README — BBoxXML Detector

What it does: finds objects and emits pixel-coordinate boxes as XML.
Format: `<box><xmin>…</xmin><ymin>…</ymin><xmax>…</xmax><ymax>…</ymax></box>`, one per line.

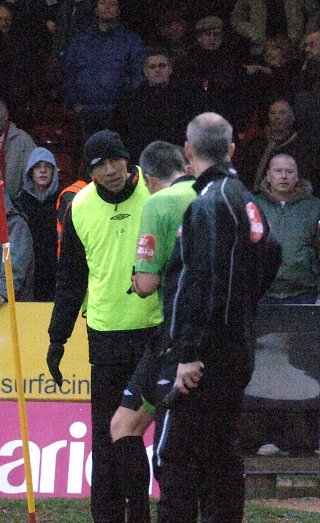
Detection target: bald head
<box><xmin>267</xmin><ymin>154</ymin><xmax>299</xmax><ymax>200</ymax></box>
<box><xmin>269</xmin><ymin>153</ymin><xmax>297</xmax><ymax>170</ymax></box>
<box><xmin>186</xmin><ymin>112</ymin><xmax>233</xmax><ymax>164</ymax></box>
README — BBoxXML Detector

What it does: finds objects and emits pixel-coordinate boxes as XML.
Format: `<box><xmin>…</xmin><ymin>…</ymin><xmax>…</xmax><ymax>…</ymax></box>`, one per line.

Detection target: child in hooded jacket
<box><xmin>15</xmin><ymin>147</ymin><xmax>59</xmax><ymax>301</ymax></box>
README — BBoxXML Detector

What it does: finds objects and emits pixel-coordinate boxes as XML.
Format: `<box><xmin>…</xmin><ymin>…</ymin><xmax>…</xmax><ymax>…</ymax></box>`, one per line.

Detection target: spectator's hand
<box><xmin>259</xmin><ymin>65</ymin><xmax>272</xmax><ymax>75</ymax></box>
<box><xmin>0</xmin><ymin>295</ymin><xmax>6</xmax><ymax>306</ymax></box>
<box><xmin>47</xmin><ymin>343</ymin><xmax>64</xmax><ymax>387</ymax></box>
<box><xmin>46</xmin><ymin>20</ymin><xmax>56</xmax><ymax>33</ymax></box>
<box><xmin>244</xmin><ymin>64</ymin><xmax>260</xmax><ymax>74</ymax></box>
<box><xmin>176</xmin><ymin>361</ymin><xmax>204</xmax><ymax>395</ymax></box>
<box><xmin>244</xmin><ymin>64</ymin><xmax>272</xmax><ymax>75</ymax></box>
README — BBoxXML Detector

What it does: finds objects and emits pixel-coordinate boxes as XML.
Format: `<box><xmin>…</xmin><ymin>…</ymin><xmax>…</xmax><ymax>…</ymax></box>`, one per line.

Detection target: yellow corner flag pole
<box><xmin>0</xmin><ymin>182</ymin><xmax>36</xmax><ymax>522</ymax></box>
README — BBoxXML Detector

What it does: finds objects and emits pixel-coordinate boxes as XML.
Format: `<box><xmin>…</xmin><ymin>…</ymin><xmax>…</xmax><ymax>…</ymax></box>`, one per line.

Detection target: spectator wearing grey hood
<box><xmin>15</xmin><ymin>147</ymin><xmax>59</xmax><ymax>301</ymax></box>
<box><xmin>0</xmin><ymin>191</ymin><xmax>34</xmax><ymax>305</ymax></box>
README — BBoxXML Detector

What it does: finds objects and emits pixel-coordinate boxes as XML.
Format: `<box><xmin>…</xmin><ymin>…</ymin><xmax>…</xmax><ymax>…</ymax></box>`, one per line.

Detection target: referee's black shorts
<box><xmin>120</xmin><ymin>325</ymin><xmax>167</xmax><ymax>414</ymax></box>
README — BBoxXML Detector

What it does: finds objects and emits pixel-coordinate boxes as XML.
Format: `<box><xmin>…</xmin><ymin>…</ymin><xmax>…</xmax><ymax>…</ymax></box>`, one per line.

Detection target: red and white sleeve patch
<box><xmin>137</xmin><ymin>234</ymin><xmax>156</xmax><ymax>260</ymax></box>
<box><xmin>246</xmin><ymin>202</ymin><xmax>264</xmax><ymax>243</ymax></box>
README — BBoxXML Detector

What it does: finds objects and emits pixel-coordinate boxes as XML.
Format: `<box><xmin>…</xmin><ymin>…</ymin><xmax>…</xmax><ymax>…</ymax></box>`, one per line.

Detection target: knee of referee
<box><xmin>111</xmin><ymin>405</ymin><xmax>153</xmax><ymax>442</ymax></box>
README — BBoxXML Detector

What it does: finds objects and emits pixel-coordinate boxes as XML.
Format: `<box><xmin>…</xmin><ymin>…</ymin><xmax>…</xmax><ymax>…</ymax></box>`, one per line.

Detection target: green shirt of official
<box><xmin>135</xmin><ymin>179</ymin><xmax>196</xmax><ymax>300</ymax></box>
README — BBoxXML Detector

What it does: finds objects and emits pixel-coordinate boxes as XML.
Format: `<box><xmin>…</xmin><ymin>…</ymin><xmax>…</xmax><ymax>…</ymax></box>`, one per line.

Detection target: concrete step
<box><xmin>245</xmin><ymin>456</ymin><xmax>320</xmax><ymax>499</ymax></box>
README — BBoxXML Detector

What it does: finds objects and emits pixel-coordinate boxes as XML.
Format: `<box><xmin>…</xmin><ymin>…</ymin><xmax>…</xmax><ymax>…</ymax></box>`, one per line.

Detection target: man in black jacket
<box><xmin>154</xmin><ymin>112</ymin><xmax>281</xmax><ymax>523</ymax></box>
<box><xmin>46</xmin><ymin>130</ymin><xmax>162</xmax><ymax>523</ymax></box>
<box><xmin>113</xmin><ymin>47</ymin><xmax>196</xmax><ymax>164</ymax></box>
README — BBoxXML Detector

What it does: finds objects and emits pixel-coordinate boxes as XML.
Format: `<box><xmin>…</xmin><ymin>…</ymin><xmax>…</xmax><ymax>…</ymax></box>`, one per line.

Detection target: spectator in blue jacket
<box><xmin>63</xmin><ymin>0</ymin><xmax>146</xmax><ymax>142</ymax></box>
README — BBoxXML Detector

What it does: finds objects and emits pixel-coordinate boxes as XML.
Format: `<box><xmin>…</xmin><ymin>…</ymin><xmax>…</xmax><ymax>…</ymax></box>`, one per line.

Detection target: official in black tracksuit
<box><xmin>154</xmin><ymin>113</ymin><xmax>281</xmax><ymax>523</ymax></box>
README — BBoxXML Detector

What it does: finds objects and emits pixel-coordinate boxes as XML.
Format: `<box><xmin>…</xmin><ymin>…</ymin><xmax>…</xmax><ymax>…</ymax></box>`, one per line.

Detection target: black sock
<box><xmin>113</xmin><ymin>435</ymin><xmax>151</xmax><ymax>523</ymax></box>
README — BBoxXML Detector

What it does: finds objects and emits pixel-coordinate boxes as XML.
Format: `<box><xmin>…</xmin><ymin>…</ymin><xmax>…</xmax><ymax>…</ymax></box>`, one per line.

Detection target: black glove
<box><xmin>47</xmin><ymin>343</ymin><xmax>64</xmax><ymax>387</ymax></box>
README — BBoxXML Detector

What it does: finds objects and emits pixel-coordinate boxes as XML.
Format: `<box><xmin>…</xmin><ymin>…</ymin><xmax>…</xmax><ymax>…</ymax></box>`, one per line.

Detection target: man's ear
<box><xmin>144</xmin><ymin>173</ymin><xmax>156</xmax><ymax>192</ymax></box>
<box><xmin>144</xmin><ymin>173</ymin><xmax>150</xmax><ymax>186</ymax></box>
<box><xmin>266</xmin><ymin>169</ymin><xmax>271</xmax><ymax>184</ymax></box>
<box><xmin>184</xmin><ymin>141</ymin><xmax>193</xmax><ymax>161</ymax></box>
<box><xmin>228</xmin><ymin>142</ymin><xmax>235</xmax><ymax>159</ymax></box>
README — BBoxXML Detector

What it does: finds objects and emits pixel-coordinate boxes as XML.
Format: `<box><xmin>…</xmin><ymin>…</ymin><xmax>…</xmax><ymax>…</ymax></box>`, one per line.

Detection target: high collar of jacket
<box><xmin>259</xmin><ymin>176</ymin><xmax>313</xmax><ymax>204</ymax></box>
<box><xmin>92</xmin><ymin>19</ymin><xmax>120</xmax><ymax>36</ymax></box>
<box><xmin>193</xmin><ymin>162</ymin><xmax>238</xmax><ymax>194</ymax></box>
<box><xmin>5</xmin><ymin>121</ymin><xmax>18</xmax><ymax>141</ymax></box>
<box><xmin>95</xmin><ymin>165</ymin><xmax>140</xmax><ymax>204</ymax></box>
<box><xmin>140</xmin><ymin>82</ymin><xmax>172</xmax><ymax>94</ymax></box>
<box><xmin>171</xmin><ymin>174</ymin><xmax>195</xmax><ymax>186</ymax></box>
<box><xmin>264</xmin><ymin>125</ymin><xmax>297</xmax><ymax>146</ymax></box>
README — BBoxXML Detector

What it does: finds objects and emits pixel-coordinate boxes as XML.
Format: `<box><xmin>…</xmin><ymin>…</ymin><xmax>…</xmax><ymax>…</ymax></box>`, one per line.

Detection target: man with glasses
<box><xmin>114</xmin><ymin>47</ymin><xmax>193</xmax><ymax>163</ymax></box>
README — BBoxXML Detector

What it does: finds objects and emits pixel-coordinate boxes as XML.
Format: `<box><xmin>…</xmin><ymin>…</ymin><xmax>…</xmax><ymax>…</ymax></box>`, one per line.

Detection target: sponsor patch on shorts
<box><xmin>246</xmin><ymin>202</ymin><xmax>264</xmax><ymax>243</ymax></box>
<box><xmin>137</xmin><ymin>234</ymin><xmax>156</xmax><ymax>260</ymax></box>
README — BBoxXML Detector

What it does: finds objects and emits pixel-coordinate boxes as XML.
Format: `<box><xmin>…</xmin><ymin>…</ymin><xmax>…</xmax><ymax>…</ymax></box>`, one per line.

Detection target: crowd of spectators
<box><xmin>0</xmin><ymin>0</ymin><xmax>319</xmax><ymax>330</ymax></box>
<box><xmin>0</xmin><ymin>1</ymin><xmax>319</xmax><ymax>182</ymax></box>
<box><xmin>0</xmin><ymin>0</ymin><xmax>319</xmax><ymax>456</ymax></box>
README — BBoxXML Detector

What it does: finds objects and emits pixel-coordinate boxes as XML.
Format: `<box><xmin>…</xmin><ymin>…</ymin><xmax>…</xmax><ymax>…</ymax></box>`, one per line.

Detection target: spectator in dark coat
<box><xmin>234</xmin><ymin>98</ymin><xmax>314</xmax><ymax>193</ymax></box>
<box><xmin>0</xmin><ymin>190</ymin><xmax>35</xmax><ymax>305</ymax></box>
<box><xmin>15</xmin><ymin>147</ymin><xmax>59</xmax><ymax>301</ymax></box>
<box><xmin>150</xmin><ymin>7</ymin><xmax>193</xmax><ymax>67</ymax></box>
<box><xmin>0</xmin><ymin>2</ymin><xmax>31</xmax><ymax>122</ymax></box>
<box><xmin>180</xmin><ymin>15</ymin><xmax>252</xmax><ymax>132</ymax></box>
<box><xmin>299</xmin><ymin>30</ymin><xmax>320</xmax><ymax>90</ymax></box>
<box><xmin>114</xmin><ymin>47</ymin><xmax>196</xmax><ymax>164</ymax></box>
<box><xmin>52</xmin><ymin>0</ymin><xmax>93</xmax><ymax>63</ymax></box>
<box><xmin>243</xmin><ymin>35</ymin><xmax>300</xmax><ymax>106</ymax></box>
<box><xmin>294</xmin><ymin>36</ymin><xmax>320</xmax><ymax>197</ymax></box>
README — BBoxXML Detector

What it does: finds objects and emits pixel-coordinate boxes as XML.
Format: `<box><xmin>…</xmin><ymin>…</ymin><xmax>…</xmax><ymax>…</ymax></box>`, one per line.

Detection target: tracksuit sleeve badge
<box><xmin>246</xmin><ymin>202</ymin><xmax>264</xmax><ymax>243</ymax></box>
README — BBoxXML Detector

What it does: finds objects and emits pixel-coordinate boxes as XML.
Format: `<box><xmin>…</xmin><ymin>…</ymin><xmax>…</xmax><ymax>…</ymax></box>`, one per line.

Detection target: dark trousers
<box><xmin>89</xmin><ymin>328</ymin><xmax>154</xmax><ymax>523</ymax></box>
<box><xmin>154</xmin><ymin>392</ymin><xmax>245</xmax><ymax>523</ymax></box>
